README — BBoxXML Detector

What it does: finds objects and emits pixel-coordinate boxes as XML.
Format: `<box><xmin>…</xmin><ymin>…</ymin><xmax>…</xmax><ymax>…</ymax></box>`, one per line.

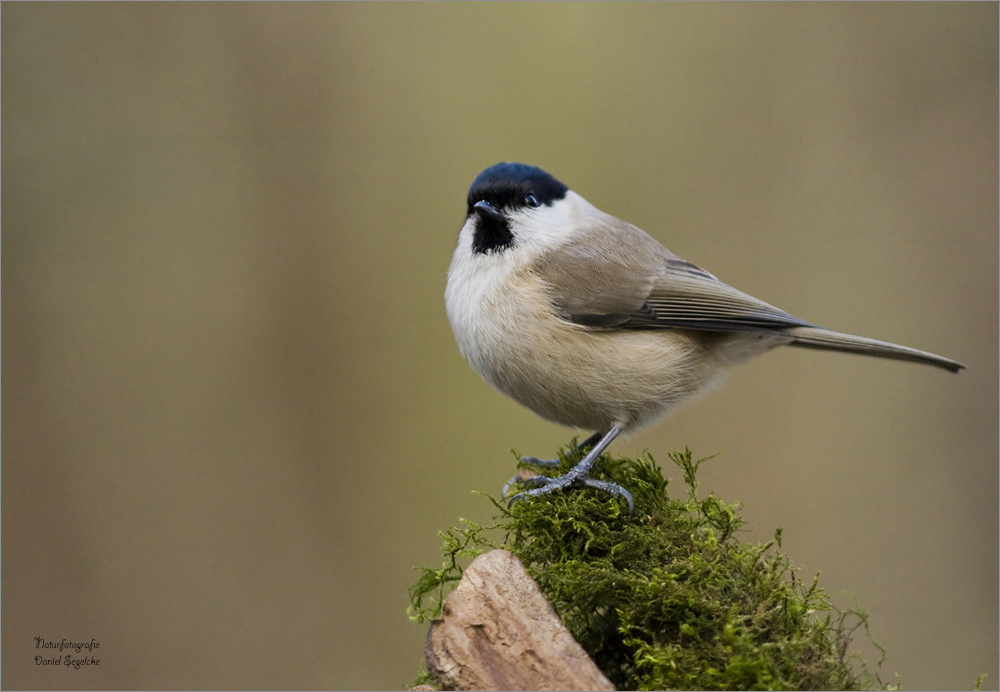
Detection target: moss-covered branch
<box><xmin>409</xmin><ymin>445</ymin><xmax>893</xmax><ymax>691</ymax></box>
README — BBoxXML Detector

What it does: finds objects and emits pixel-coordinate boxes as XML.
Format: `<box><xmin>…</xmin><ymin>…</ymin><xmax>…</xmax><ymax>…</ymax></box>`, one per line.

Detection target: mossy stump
<box><xmin>410</xmin><ymin>446</ymin><xmax>886</xmax><ymax>691</ymax></box>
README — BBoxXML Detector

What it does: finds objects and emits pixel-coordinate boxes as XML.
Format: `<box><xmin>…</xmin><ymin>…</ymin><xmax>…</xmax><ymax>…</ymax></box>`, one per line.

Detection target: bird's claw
<box><xmin>506</xmin><ymin>474</ymin><xmax>634</xmax><ymax>515</ymax></box>
<box><xmin>502</xmin><ymin>427</ymin><xmax>631</xmax><ymax>513</ymax></box>
<box><xmin>501</xmin><ymin>473</ymin><xmax>550</xmax><ymax>499</ymax></box>
<box><xmin>500</xmin><ymin>455</ymin><xmax>564</xmax><ymax>498</ymax></box>
<box><xmin>519</xmin><ymin>455</ymin><xmax>561</xmax><ymax>468</ymax></box>
<box><xmin>578</xmin><ymin>478</ymin><xmax>635</xmax><ymax>515</ymax></box>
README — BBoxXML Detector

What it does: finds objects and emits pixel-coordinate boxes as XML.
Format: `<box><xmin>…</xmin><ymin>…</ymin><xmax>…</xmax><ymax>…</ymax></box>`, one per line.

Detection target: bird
<box><xmin>444</xmin><ymin>162</ymin><xmax>965</xmax><ymax>513</ymax></box>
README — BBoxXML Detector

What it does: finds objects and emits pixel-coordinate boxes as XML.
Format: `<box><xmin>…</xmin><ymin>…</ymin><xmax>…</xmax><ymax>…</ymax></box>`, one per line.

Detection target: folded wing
<box><xmin>533</xmin><ymin>217</ymin><xmax>964</xmax><ymax>373</ymax></box>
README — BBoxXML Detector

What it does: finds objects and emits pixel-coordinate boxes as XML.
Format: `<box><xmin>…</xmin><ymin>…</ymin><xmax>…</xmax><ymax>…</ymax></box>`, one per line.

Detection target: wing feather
<box><xmin>533</xmin><ymin>217</ymin><xmax>812</xmax><ymax>334</ymax></box>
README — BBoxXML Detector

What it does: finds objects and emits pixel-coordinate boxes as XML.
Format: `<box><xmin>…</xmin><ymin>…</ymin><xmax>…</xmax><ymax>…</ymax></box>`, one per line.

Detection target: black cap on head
<box><xmin>466</xmin><ymin>163</ymin><xmax>569</xmax><ymax>216</ymax></box>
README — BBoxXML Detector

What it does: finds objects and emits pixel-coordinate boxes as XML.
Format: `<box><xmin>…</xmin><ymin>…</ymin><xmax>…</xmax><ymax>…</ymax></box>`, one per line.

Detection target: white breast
<box><xmin>445</xmin><ymin>217</ymin><xmax>538</xmax><ymax>390</ymax></box>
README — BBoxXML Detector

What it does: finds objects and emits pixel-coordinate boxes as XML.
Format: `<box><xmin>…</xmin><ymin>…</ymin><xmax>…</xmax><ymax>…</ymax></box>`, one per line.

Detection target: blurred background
<box><xmin>3</xmin><ymin>4</ymin><xmax>996</xmax><ymax>690</ymax></box>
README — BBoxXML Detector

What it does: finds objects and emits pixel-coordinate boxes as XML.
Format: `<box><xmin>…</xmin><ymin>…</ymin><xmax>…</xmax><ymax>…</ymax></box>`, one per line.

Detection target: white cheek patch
<box><xmin>508</xmin><ymin>193</ymin><xmax>590</xmax><ymax>253</ymax></box>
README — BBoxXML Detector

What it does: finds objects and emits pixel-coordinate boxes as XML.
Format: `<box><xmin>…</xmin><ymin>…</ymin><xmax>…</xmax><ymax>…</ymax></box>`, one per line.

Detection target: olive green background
<box><xmin>3</xmin><ymin>3</ymin><xmax>997</xmax><ymax>690</ymax></box>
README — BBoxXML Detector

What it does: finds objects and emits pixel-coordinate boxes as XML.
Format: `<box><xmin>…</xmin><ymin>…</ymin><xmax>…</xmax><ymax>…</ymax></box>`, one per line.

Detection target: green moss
<box><xmin>406</xmin><ymin>670</ymin><xmax>439</xmax><ymax>690</ymax></box>
<box><xmin>409</xmin><ymin>444</ymin><xmax>890</xmax><ymax>691</ymax></box>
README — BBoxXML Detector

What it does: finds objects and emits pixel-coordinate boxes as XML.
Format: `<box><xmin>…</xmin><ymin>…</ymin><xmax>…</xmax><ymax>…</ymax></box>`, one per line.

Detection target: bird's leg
<box><xmin>501</xmin><ymin>431</ymin><xmax>605</xmax><ymax>498</ymax></box>
<box><xmin>506</xmin><ymin>425</ymin><xmax>634</xmax><ymax>514</ymax></box>
<box><xmin>518</xmin><ymin>430</ymin><xmax>603</xmax><ymax>467</ymax></box>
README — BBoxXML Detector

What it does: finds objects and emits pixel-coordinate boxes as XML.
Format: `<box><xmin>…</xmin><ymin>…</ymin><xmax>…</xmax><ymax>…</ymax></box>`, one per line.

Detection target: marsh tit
<box><xmin>445</xmin><ymin>162</ymin><xmax>964</xmax><ymax>513</ymax></box>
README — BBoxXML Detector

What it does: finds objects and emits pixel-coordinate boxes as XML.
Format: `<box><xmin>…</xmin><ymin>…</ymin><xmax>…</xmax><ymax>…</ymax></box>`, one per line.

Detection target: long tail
<box><xmin>786</xmin><ymin>327</ymin><xmax>965</xmax><ymax>373</ymax></box>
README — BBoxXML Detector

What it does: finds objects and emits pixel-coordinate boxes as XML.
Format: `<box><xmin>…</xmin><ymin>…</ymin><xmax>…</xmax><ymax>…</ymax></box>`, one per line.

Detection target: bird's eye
<box><xmin>524</xmin><ymin>194</ymin><xmax>540</xmax><ymax>208</ymax></box>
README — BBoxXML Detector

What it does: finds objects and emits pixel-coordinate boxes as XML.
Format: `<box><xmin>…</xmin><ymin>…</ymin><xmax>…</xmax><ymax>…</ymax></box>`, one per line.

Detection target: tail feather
<box><xmin>787</xmin><ymin>327</ymin><xmax>965</xmax><ymax>373</ymax></box>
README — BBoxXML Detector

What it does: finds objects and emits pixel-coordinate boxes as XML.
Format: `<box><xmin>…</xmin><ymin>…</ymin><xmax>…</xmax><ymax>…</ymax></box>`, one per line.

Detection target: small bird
<box><xmin>445</xmin><ymin>162</ymin><xmax>965</xmax><ymax>513</ymax></box>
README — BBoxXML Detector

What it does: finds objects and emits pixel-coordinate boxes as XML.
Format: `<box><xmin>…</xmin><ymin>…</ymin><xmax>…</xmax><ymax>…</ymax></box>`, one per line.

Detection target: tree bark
<box><xmin>425</xmin><ymin>549</ymin><xmax>614</xmax><ymax>691</ymax></box>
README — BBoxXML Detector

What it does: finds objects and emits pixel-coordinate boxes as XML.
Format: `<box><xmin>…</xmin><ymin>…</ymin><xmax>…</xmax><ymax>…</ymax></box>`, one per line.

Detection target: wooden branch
<box><xmin>424</xmin><ymin>549</ymin><xmax>614</xmax><ymax>691</ymax></box>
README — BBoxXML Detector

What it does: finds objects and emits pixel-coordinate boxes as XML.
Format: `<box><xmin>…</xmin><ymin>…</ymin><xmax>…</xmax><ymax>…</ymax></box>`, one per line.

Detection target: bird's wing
<box><xmin>534</xmin><ymin>217</ymin><xmax>813</xmax><ymax>333</ymax></box>
<box><xmin>636</xmin><ymin>257</ymin><xmax>815</xmax><ymax>332</ymax></box>
<box><xmin>531</xmin><ymin>218</ymin><xmax>666</xmax><ymax>327</ymax></box>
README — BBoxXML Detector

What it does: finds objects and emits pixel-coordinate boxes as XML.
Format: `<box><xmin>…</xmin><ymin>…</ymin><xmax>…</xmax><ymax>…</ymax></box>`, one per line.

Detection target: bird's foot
<box><xmin>502</xmin><ymin>426</ymin><xmax>631</xmax><ymax>513</ymax></box>
<box><xmin>500</xmin><ymin>431</ymin><xmax>605</xmax><ymax>498</ymax></box>
<box><xmin>500</xmin><ymin>456</ymin><xmax>561</xmax><ymax>500</ymax></box>
<box><xmin>506</xmin><ymin>466</ymin><xmax>634</xmax><ymax>515</ymax></box>
<box><xmin>519</xmin><ymin>455</ymin><xmax>562</xmax><ymax>468</ymax></box>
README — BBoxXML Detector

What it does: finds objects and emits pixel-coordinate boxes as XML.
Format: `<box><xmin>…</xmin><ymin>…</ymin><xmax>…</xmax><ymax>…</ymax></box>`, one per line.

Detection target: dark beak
<box><xmin>473</xmin><ymin>200</ymin><xmax>506</xmax><ymax>224</ymax></box>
